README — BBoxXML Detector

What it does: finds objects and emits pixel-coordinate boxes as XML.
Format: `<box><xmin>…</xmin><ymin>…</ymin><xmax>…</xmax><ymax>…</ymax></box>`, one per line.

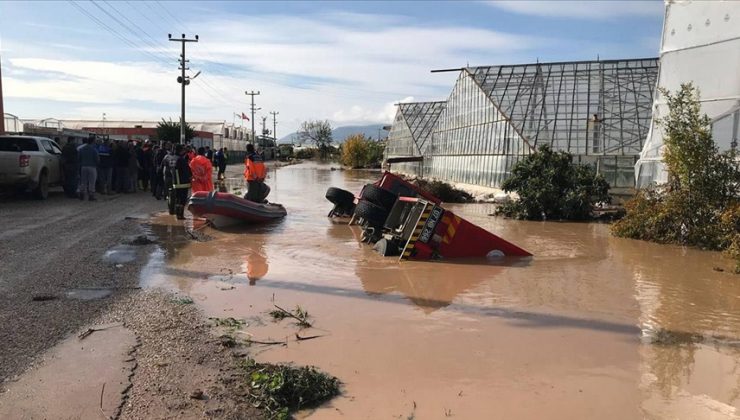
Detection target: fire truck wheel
<box><xmin>325</xmin><ymin>187</ymin><xmax>355</xmax><ymax>206</ymax></box>
<box><xmin>354</xmin><ymin>199</ymin><xmax>389</xmax><ymax>226</ymax></box>
<box><xmin>360</xmin><ymin>184</ymin><xmax>398</xmax><ymax>211</ymax></box>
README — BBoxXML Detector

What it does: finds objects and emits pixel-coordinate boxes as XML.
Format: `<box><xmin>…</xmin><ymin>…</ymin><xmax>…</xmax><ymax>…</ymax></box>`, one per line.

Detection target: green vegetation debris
<box><xmin>240</xmin><ymin>358</ymin><xmax>340</xmax><ymax>420</ymax></box>
<box><xmin>210</xmin><ymin>317</ymin><xmax>246</xmax><ymax>329</ymax></box>
<box><xmin>402</xmin><ymin>176</ymin><xmax>473</xmax><ymax>203</ymax></box>
<box><xmin>172</xmin><ymin>296</ymin><xmax>194</xmax><ymax>305</ymax></box>
<box><xmin>219</xmin><ymin>334</ymin><xmax>238</xmax><ymax>348</ymax></box>
<box><xmin>269</xmin><ymin>305</ymin><xmax>312</xmax><ymax>328</ymax></box>
<box><xmin>648</xmin><ymin>329</ymin><xmax>705</xmax><ymax>345</ymax></box>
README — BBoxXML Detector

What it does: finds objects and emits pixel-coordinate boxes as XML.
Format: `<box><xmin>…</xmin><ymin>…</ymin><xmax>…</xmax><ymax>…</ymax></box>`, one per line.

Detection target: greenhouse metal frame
<box><xmin>387</xmin><ymin>57</ymin><xmax>659</xmax><ymax>189</ymax></box>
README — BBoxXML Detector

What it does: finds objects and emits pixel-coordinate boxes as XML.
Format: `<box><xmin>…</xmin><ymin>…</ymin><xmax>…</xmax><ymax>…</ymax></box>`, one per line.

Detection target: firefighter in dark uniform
<box><xmin>164</xmin><ymin>144</ymin><xmax>192</xmax><ymax>219</ymax></box>
<box><xmin>61</xmin><ymin>137</ymin><xmax>79</xmax><ymax>198</ymax></box>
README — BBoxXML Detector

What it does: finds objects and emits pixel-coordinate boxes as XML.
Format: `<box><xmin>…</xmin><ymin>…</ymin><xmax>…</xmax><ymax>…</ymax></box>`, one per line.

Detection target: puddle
<box><xmin>65</xmin><ymin>288</ymin><xmax>113</xmax><ymax>300</ymax></box>
<box><xmin>0</xmin><ymin>324</ymin><xmax>136</xmax><ymax>419</ymax></box>
<box><xmin>102</xmin><ymin>245</ymin><xmax>137</xmax><ymax>264</ymax></box>
<box><xmin>141</xmin><ymin>162</ymin><xmax>740</xmax><ymax>419</ymax></box>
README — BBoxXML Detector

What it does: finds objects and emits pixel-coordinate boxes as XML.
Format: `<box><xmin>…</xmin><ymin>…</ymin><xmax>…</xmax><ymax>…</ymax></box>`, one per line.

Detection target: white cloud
<box><xmin>488</xmin><ymin>1</ymin><xmax>663</xmax><ymax>19</ymax></box>
<box><xmin>3</xmin><ymin>9</ymin><xmax>544</xmax><ymax>135</ymax></box>
<box><xmin>332</xmin><ymin>96</ymin><xmax>415</xmax><ymax>124</ymax></box>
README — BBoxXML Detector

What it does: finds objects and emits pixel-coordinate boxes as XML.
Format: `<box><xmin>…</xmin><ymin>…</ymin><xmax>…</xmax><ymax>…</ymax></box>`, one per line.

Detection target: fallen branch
<box><xmin>99</xmin><ymin>382</ymin><xmax>107</xmax><ymax>419</ymax></box>
<box><xmin>295</xmin><ymin>333</ymin><xmax>324</xmax><ymax>341</ymax></box>
<box><xmin>79</xmin><ymin>324</ymin><xmax>123</xmax><ymax>340</ymax></box>
<box><xmin>271</xmin><ymin>304</ymin><xmax>312</xmax><ymax>327</ymax></box>
<box><xmin>248</xmin><ymin>338</ymin><xmax>287</xmax><ymax>346</ymax></box>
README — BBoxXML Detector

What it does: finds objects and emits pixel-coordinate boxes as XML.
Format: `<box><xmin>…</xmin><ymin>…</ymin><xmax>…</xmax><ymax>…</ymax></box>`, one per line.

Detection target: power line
<box><xmin>125</xmin><ymin>0</ymin><xmax>244</xmax><ymax>107</ymax></box>
<box><xmin>156</xmin><ymin>1</ymin><xmax>190</xmax><ymax>32</ymax></box>
<box><xmin>67</xmin><ymin>1</ymin><xmax>170</xmax><ymax>67</ymax></box>
<box><xmin>124</xmin><ymin>0</ymin><xmax>162</xmax><ymax>29</ymax></box>
<box><xmin>103</xmin><ymin>0</ymin><xmax>174</xmax><ymax>58</ymax></box>
<box><xmin>75</xmin><ymin>1</ymin><xmax>240</xmax><ymax>108</ymax></box>
<box><xmin>90</xmin><ymin>1</ymin><xmax>172</xmax><ymax>64</ymax></box>
<box><xmin>153</xmin><ymin>0</ymin><xmax>245</xmax><ymax>83</ymax></box>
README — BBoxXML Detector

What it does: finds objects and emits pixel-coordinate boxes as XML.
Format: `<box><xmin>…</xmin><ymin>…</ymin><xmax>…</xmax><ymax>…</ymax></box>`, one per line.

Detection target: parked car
<box><xmin>0</xmin><ymin>135</ymin><xmax>64</xmax><ymax>199</ymax></box>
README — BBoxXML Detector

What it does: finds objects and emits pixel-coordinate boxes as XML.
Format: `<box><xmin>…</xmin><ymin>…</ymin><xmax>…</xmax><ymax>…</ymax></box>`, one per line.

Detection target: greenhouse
<box><xmin>386</xmin><ymin>57</ymin><xmax>660</xmax><ymax>189</ymax></box>
<box><xmin>385</xmin><ymin>101</ymin><xmax>446</xmax><ymax>175</ymax></box>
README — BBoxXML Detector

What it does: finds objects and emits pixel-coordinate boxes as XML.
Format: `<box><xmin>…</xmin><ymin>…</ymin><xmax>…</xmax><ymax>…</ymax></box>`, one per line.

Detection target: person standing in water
<box><xmin>243</xmin><ymin>143</ymin><xmax>267</xmax><ymax>202</ymax></box>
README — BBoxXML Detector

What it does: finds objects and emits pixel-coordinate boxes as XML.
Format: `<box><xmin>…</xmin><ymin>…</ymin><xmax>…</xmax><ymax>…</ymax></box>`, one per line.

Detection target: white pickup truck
<box><xmin>0</xmin><ymin>135</ymin><xmax>65</xmax><ymax>199</ymax></box>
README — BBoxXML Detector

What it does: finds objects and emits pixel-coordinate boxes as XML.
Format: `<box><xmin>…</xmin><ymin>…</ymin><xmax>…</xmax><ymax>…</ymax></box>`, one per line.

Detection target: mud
<box><xmin>145</xmin><ymin>162</ymin><xmax>740</xmax><ymax>419</ymax></box>
<box><xmin>0</xmin><ymin>324</ymin><xmax>136</xmax><ymax>419</ymax></box>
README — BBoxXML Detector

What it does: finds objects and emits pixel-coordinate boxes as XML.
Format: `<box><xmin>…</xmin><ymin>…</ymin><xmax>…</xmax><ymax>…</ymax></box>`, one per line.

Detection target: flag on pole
<box><xmin>241</xmin><ymin>112</ymin><xmax>249</xmax><ymax>121</ymax></box>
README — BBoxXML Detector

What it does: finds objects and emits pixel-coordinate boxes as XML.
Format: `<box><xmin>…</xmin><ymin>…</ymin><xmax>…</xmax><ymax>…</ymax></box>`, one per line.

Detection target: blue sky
<box><xmin>0</xmin><ymin>1</ymin><xmax>664</xmax><ymax>136</ymax></box>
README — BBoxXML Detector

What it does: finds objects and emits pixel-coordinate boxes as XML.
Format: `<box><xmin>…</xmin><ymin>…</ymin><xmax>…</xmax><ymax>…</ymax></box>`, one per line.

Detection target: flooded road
<box><xmin>145</xmin><ymin>162</ymin><xmax>740</xmax><ymax>419</ymax></box>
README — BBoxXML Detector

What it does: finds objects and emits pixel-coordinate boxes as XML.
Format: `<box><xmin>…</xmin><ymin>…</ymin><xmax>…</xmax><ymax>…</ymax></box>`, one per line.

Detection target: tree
<box><xmin>612</xmin><ymin>83</ymin><xmax>740</xmax><ymax>271</ymax></box>
<box><xmin>341</xmin><ymin>134</ymin><xmax>371</xmax><ymax>168</ymax></box>
<box><xmin>297</xmin><ymin>120</ymin><xmax>332</xmax><ymax>158</ymax></box>
<box><xmin>496</xmin><ymin>145</ymin><xmax>611</xmax><ymax>220</ymax></box>
<box><xmin>156</xmin><ymin>118</ymin><xmax>195</xmax><ymax>144</ymax></box>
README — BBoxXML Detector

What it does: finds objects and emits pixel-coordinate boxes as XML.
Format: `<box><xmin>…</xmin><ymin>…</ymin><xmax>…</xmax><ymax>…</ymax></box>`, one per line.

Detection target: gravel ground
<box><xmin>0</xmin><ymin>188</ymin><xmax>266</xmax><ymax>418</ymax></box>
<box><xmin>0</xmin><ymin>189</ymin><xmax>162</xmax><ymax>382</ymax></box>
<box><xmin>100</xmin><ymin>290</ymin><xmax>263</xmax><ymax>419</ymax></box>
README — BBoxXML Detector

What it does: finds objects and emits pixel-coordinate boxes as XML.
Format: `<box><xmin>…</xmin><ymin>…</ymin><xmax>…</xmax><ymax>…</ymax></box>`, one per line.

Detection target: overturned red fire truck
<box><xmin>325</xmin><ymin>172</ymin><xmax>531</xmax><ymax>261</ymax></box>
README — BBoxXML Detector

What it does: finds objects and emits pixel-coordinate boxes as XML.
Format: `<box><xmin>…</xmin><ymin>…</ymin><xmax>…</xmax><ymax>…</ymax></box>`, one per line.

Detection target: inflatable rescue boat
<box><xmin>188</xmin><ymin>191</ymin><xmax>286</xmax><ymax>227</ymax></box>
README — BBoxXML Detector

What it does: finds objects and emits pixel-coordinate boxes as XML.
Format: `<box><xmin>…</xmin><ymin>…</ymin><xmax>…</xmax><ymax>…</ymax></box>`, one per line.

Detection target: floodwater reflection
<box><xmin>143</xmin><ymin>162</ymin><xmax>740</xmax><ymax>419</ymax></box>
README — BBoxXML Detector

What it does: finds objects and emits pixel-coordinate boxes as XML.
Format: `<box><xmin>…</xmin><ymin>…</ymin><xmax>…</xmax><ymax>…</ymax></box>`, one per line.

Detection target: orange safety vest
<box><xmin>189</xmin><ymin>155</ymin><xmax>214</xmax><ymax>192</ymax></box>
<box><xmin>243</xmin><ymin>152</ymin><xmax>266</xmax><ymax>181</ymax></box>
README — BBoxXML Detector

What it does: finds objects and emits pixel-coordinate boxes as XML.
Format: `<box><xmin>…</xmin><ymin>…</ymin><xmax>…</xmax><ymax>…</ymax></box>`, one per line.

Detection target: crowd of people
<box><xmin>59</xmin><ymin>134</ymin><xmax>267</xmax><ymax>221</ymax></box>
<box><xmin>60</xmin><ymin>135</ymin><xmax>229</xmax><ymax>205</ymax></box>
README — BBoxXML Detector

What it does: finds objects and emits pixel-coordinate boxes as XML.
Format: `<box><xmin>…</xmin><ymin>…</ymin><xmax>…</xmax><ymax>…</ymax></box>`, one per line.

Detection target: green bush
<box><xmin>294</xmin><ymin>148</ymin><xmax>315</xmax><ymax>159</ymax></box>
<box><xmin>496</xmin><ymin>145</ymin><xmax>611</xmax><ymax>220</ymax></box>
<box><xmin>366</xmin><ymin>140</ymin><xmax>385</xmax><ymax>168</ymax></box>
<box><xmin>278</xmin><ymin>145</ymin><xmax>293</xmax><ymax>160</ymax></box>
<box><xmin>410</xmin><ymin>178</ymin><xmax>473</xmax><ymax>203</ymax></box>
<box><xmin>612</xmin><ymin>83</ymin><xmax>740</xmax><ymax>272</ymax></box>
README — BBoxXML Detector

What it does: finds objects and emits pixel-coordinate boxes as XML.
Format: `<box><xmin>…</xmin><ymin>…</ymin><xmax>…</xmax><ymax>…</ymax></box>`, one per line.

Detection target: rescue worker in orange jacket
<box><xmin>189</xmin><ymin>147</ymin><xmax>214</xmax><ymax>193</ymax></box>
<box><xmin>243</xmin><ymin>143</ymin><xmax>268</xmax><ymax>202</ymax></box>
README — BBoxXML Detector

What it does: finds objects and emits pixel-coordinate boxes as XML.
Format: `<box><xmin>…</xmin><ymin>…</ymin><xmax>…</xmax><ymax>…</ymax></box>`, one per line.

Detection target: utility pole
<box><xmin>169</xmin><ymin>33</ymin><xmax>198</xmax><ymax>143</ymax></box>
<box><xmin>270</xmin><ymin>111</ymin><xmax>279</xmax><ymax>141</ymax></box>
<box><xmin>245</xmin><ymin>90</ymin><xmax>260</xmax><ymax>143</ymax></box>
<box><xmin>261</xmin><ymin>116</ymin><xmax>268</xmax><ymax>136</ymax></box>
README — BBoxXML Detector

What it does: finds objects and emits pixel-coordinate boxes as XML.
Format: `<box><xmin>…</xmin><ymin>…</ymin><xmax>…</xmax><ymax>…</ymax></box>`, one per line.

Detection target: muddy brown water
<box><xmin>144</xmin><ymin>162</ymin><xmax>740</xmax><ymax>419</ymax></box>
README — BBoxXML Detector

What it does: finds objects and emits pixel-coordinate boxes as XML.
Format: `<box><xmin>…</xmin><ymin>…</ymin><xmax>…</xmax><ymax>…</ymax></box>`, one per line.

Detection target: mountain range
<box><xmin>279</xmin><ymin>124</ymin><xmax>389</xmax><ymax>145</ymax></box>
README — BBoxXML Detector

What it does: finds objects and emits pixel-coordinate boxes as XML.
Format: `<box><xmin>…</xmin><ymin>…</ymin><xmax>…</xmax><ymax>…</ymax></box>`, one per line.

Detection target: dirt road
<box><xmin>0</xmin><ymin>189</ymin><xmax>161</xmax><ymax>382</ymax></box>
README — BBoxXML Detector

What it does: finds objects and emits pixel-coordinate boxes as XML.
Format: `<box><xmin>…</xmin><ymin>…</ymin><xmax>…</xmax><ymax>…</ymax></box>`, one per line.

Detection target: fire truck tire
<box><xmin>354</xmin><ymin>199</ymin><xmax>389</xmax><ymax>226</ymax></box>
<box><xmin>361</xmin><ymin>184</ymin><xmax>397</xmax><ymax>211</ymax></box>
<box><xmin>326</xmin><ymin>187</ymin><xmax>355</xmax><ymax>206</ymax></box>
